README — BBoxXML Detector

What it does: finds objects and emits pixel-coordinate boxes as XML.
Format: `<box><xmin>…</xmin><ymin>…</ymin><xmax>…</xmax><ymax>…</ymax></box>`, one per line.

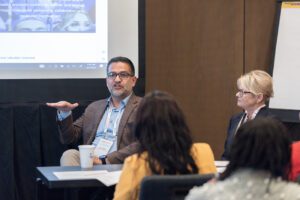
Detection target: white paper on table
<box><xmin>216</xmin><ymin>167</ymin><xmax>226</xmax><ymax>173</ymax></box>
<box><xmin>214</xmin><ymin>160</ymin><xmax>229</xmax><ymax>167</ymax></box>
<box><xmin>95</xmin><ymin>170</ymin><xmax>122</xmax><ymax>186</ymax></box>
<box><xmin>54</xmin><ymin>170</ymin><xmax>108</xmax><ymax>180</ymax></box>
<box><xmin>53</xmin><ymin>170</ymin><xmax>122</xmax><ymax>186</ymax></box>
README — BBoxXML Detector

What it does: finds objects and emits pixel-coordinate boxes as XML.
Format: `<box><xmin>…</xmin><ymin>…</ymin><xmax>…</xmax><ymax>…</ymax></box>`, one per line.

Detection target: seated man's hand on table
<box><xmin>93</xmin><ymin>156</ymin><xmax>102</xmax><ymax>165</ymax></box>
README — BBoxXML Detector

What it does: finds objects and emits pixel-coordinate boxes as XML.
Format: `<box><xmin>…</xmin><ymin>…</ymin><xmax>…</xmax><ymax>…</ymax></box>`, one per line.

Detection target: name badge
<box><xmin>94</xmin><ymin>138</ymin><xmax>113</xmax><ymax>157</ymax></box>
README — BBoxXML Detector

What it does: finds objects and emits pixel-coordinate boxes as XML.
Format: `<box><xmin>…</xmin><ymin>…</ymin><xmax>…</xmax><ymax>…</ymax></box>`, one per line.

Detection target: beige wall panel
<box><xmin>146</xmin><ymin>0</ymin><xmax>244</xmax><ymax>158</ymax></box>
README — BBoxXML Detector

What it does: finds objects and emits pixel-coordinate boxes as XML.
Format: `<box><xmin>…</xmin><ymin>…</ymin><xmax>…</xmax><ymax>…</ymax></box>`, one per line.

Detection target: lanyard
<box><xmin>103</xmin><ymin>106</ymin><xmax>123</xmax><ymax>137</ymax></box>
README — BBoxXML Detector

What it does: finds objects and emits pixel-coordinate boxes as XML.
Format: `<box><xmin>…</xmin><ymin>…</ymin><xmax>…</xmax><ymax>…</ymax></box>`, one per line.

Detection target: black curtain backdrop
<box><xmin>0</xmin><ymin>106</ymin><xmax>15</xmax><ymax>200</ymax></box>
<box><xmin>0</xmin><ymin>103</ymin><xmax>88</xmax><ymax>200</ymax></box>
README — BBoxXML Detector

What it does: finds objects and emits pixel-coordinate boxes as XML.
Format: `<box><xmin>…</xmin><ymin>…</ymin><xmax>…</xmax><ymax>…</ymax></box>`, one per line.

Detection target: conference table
<box><xmin>36</xmin><ymin>164</ymin><xmax>123</xmax><ymax>200</ymax></box>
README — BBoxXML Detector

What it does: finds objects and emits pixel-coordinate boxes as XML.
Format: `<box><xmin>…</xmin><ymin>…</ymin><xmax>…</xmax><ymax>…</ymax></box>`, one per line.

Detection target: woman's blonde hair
<box><xmin>237</xmin><ymin>70</ymin><xmax>274</xmax><ymax>101</ymax></box>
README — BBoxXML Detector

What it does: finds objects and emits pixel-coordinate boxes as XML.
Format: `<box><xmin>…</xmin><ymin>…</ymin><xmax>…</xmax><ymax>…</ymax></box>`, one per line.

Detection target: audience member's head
<box><xmin>134</xmin><ymin>90</ymin><xmax>198</xmax><ymax>175</ymax></box>
<box><xmin>220</xmin><ymin>117</ymin><xmax>291</xmax><ymax>180</ymax></box>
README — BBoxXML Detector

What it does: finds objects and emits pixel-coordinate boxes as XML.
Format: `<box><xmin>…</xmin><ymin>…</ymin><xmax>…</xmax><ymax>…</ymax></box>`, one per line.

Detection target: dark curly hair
<box><xmin>134</xmin><ymin>90</ymin><xmax>198</xmax><ymax>175</ymax></box>
<box><xmin>220</xmin><ymin>117</ymin><xmax>291</xmax><ymax>180</ymax></box>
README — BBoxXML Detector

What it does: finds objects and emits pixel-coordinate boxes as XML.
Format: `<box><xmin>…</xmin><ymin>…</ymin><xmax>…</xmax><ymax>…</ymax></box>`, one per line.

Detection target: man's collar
<box><xmin>107</xmin><ymin>93</ymin><xmax>133</xmax><ymax>107</ymax></box>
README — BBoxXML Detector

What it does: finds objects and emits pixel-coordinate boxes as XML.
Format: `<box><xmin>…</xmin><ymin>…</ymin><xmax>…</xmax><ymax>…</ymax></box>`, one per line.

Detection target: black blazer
<box><xmin>221</xmin><ymin>107</ymin><xmax>274</xmax><ymax>160</ymax></box>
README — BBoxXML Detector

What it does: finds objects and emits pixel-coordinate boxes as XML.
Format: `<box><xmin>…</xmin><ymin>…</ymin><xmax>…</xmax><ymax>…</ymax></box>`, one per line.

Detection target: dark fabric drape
<box><xmin>0</xmin><ymin>106</ymin><xmax>15</xmax><ymax>200</ymax></box>
<box><xmin>14</xmin><ymin>105</ymin><xmax>41</xmax><ymax>200</ymax></box>
<box><xmin>0</xmin><ymin>103</ymin><xmax>89</xmax><ymax>200</ymax></box>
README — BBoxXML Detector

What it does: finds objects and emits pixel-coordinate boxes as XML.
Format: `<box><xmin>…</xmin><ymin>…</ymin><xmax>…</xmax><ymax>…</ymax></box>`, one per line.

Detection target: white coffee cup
<box><xmin>78</xmin><ymin>145</ymin><xmax>95</xmax><ymax>168</ymax></box>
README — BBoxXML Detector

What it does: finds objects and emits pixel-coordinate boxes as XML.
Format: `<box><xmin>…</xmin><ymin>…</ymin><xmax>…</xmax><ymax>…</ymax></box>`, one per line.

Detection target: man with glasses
<box><xmin>47</xmin><ymin>56</ymin><xmax>142</xmax><ymax>165</ymax></box>
<box><xmin>221</xmin><ymin>70</ymin><xmax>275</xmax><ymax>160</ymax></box>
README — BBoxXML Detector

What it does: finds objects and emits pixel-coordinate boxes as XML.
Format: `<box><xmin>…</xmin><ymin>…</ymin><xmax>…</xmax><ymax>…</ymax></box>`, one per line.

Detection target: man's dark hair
<box><xmin>220</xmin><ymin>117</ymin><xmax>291</xmax><ymax>180</ymax></box>
<box><xmin>107</xmin><ymin>56</ymin><xmax>135</xmax><ymax>75</ymax></box>
<box><xmin>134</xmin><ymin>90</ymin><xmax>198</xmax><ymax>175</ymax></box>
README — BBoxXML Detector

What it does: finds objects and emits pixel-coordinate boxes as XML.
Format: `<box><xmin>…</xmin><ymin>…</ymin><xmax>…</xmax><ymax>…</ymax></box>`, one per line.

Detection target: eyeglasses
<box><xmin>107</xmin><ymin>71</ymin><xmax>134</xmax><ymax>80</ymax></box>
<box><xmin>237</xmin><ymin>90</ymin><xmax>253</xmax><ymax>97</ymax></box>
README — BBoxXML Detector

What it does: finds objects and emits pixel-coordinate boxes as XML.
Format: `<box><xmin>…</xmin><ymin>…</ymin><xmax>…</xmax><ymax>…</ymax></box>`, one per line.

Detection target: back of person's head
<box><xmin>237</xmin><ymin>70</ymin><xmax>274</xmax><ymax>101</ymax></box>
<box><xmin>107</xmin><ymin>56</ymin><xmax>135</xmax><ymax>75</ymax></box>
<box><xmin>134</xmin><ymin>90</ymin><xmax>198</xmax><ymax>175</ymax></box>
<box><xmin>220</xmin><ymin>118</ymin><xmax>291</xmax><ymax>180</ymax></box>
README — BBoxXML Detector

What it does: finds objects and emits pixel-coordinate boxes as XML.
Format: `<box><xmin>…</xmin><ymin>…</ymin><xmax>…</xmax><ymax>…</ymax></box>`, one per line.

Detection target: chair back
<box><xmin>139</xmin><ymin>173</ymin><xmax>215</xmax><ymax>200</ymax></box>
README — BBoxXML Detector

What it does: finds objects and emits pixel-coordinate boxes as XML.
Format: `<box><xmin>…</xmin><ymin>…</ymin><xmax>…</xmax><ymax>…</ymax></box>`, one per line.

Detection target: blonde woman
<box><xmin>222</xmin><ymin>70</ymin><xmax>275</xmax><ymax>160</ymax></box>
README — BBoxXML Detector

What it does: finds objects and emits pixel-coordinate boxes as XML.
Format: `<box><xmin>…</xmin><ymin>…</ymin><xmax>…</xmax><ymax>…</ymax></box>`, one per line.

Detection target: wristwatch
<box><xmin>99</xmin><ymin>155</ymin><xmax>107</xmax><ymax>164</ymax></box>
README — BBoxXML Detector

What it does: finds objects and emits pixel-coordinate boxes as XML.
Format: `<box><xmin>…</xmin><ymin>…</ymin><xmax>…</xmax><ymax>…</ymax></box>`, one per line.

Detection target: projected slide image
<box><xmin>0</xmin><ymin>0</ymin><xmax>139</xmax><ymax>79</ymax></box>
<box><xmin>0</xmin><ymin>0</ymin><xmax>107</xmax><ymax>79</ymax></box>
<box><xmin>0</xmin><ymin>0</ymin><xmax>95</xmax><ymax>32</ymax></box>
